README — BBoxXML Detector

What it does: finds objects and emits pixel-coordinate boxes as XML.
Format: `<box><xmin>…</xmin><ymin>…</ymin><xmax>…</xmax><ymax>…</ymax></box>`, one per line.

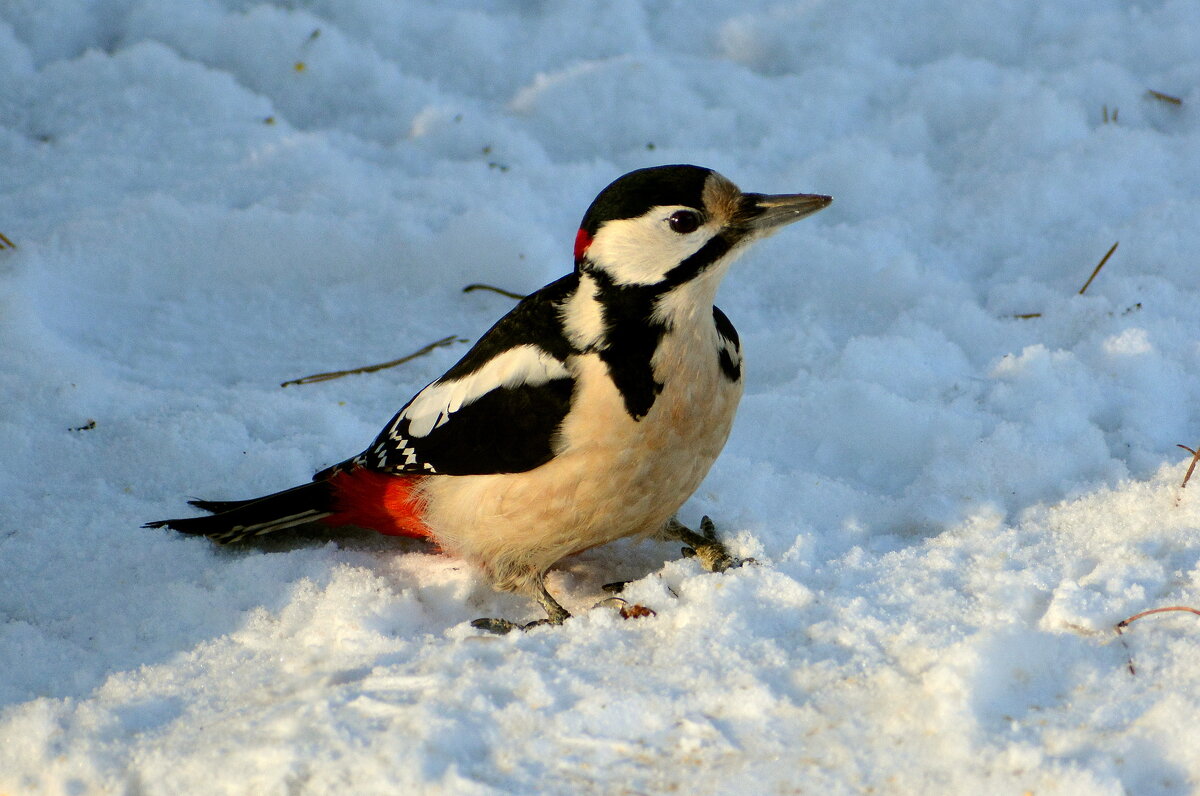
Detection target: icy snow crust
<box><xmin>3</xmin><ymin>1</ymin><xmax>1200</xmax><ymax>792</ymax></box>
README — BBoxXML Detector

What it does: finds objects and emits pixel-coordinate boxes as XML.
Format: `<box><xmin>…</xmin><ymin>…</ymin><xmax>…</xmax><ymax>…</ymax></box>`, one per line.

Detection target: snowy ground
<box><xmin>3</xmin><ymin>1</ymin><xmax>1200</xmax><ymax>793</ymax></box>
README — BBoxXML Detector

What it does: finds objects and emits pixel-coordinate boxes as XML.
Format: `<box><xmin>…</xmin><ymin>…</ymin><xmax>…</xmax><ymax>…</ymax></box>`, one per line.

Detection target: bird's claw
<box><xmin>471</xmin><ymin>617</ymin><xmax>557</xmax><ymax>635</ymax></box>
<box><xmin>472</xmin><ymin>575</ymin><xmax>572</xmax><ymax>634</ymax></box>
<box><xmin>680</xmin><ymin>544</ymin><xmax>746</xmax><ymax>572</ymax></box>
<box><xmin>474</xmin><ymin>594</ymin><xmax>655</xmax><ymax>634</ymax></box>
<box><xmin>677</xmin><ymin>516</ymin><xmax>755</xmax><ymax>573</ymax></box>
<box><xmin>473</xmin><ymin>516</ymin><xmax>753</xmax><ymax>635</ymax></box>
<box><xmin>470</xmin><ymin>617</ymin><xmax>520</xmax><ymax>634</ymax></box>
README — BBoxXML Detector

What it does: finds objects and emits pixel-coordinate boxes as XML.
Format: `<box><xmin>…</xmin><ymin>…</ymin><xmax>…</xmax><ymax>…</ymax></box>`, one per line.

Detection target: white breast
<box><xmin>415</xmin><ymin>314</ymin><xmax>743</xmax><ymax>594</ymax></box>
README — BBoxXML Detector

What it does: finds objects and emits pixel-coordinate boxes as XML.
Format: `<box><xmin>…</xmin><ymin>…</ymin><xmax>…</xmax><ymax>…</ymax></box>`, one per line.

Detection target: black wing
<box><xmin>348</xmin><ymin>275</ymin><xmax>580</xmax><ymax>477</ymax></box>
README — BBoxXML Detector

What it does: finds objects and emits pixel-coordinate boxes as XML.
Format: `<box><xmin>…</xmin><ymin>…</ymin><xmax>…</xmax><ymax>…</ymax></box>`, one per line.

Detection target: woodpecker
<box><xmin>147</xmin><ymin>165</ymin><xmax>830</xmax><ymax>632</ymax></box>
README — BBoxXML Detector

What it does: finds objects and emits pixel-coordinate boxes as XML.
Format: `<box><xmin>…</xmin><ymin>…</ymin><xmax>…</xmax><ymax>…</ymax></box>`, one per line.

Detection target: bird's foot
<box><xmin>471</xmin><ymin>576</ymin><xmax>571</xmax><ymax>635</ymax></box>
<box><xmin>471</xmin><ymin>617</ymin><xmax>549</xmax><ymax>634</ymax></box>
<box><xmin>666</xmin><ymin>515</ymin><xmax>755</xmax><ymax>573</ymax></box>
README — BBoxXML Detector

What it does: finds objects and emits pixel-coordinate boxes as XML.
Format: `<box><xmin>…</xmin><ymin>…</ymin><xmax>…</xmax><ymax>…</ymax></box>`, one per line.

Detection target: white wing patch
<box><xmin>402</xmin><ymin>344</ymin><xmax>571</xmax><ymax>438</ymax></box>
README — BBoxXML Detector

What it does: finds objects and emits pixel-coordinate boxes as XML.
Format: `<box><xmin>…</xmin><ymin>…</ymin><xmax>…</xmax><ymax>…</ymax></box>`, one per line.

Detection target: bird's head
<box><xmin>573</xmin><ymin>164</ymin><xmax>831</xmax><ymax>291</ymax></box>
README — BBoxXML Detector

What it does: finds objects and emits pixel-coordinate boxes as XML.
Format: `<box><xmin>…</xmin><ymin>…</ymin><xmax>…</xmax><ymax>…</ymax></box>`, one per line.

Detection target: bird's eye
<box><xmin>668</xmin><ymin>210</ymin><xmax>701</xmax><ymax>234</ymax></box>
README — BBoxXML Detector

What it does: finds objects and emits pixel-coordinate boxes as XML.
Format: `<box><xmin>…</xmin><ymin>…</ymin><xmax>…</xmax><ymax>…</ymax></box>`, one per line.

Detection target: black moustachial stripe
<box><xmin>662</xmin><ymin>234</ymin><xmax>734</xmax><ymax>288</ymax></box>
<box><xmin>583</xmin><ymin>233</ymin><xmax>743</xmax><ymax>419</ymax></box>
<box><xmin>592</xmin><ymin>276</ymin><xmax>666</xmax><ymax>420</ymax></box>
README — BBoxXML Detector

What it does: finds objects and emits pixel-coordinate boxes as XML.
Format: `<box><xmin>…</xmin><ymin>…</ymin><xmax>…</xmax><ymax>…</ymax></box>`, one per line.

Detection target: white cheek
<box><xmin>586</xmin><ymin>211</ymin><xmax>713</xmax><ymax>286</ymax></box>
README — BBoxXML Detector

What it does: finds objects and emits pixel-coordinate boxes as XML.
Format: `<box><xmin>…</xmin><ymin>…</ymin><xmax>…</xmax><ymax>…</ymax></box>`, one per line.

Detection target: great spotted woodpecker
<box><xmin>147</xmin><ymin>165</ymin><xmax>830</xmax><ymax>632</ymax></box>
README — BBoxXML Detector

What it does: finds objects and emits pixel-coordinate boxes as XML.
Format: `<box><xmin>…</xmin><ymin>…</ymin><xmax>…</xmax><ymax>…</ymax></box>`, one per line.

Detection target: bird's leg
<box><xmin>471</xmin><ymin>573</ymin><xmax>571</xmax><ymax>635</ymax></box>
<box><xmin>662</xmin><ymin>515</ymin><xmax>752</xmax><ymax>573</ymax></box>
<box><xmin>533</xmin><ymin>575</ymin><xmax>572</xmax><ymax>625</ymax></box>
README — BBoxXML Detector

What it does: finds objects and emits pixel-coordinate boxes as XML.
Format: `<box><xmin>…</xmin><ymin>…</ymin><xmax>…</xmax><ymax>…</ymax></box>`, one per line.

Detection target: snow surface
<box><xmin>3</xmin><ymin>0</ymin><xmax>1200</xmax><ymax>793</ymax></box>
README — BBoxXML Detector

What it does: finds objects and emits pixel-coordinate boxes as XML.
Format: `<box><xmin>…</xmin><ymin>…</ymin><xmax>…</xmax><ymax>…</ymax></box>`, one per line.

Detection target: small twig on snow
<box><xmin>1077</xmin><ymin>241</ymin><xmax>1119</xmax><ymax>295</ymax></box>
<box><xmin>1146</xmin><ymin>89</ymin><xmax>1182</xmax><ymax>106</ymax></box>
<box><xmin>1114</xmin><ymin>606</ymin><xmax>1200</xmax><ymax>675</ymax></box>
<box><xmin>462</xmin><ymin>283</ymin><xmax>527</xmax><ymax>300</ymax></box>
<box><xmin>280</xmin><ymin>334</ymin><xmax>465</xmax><ymax>387</ymax></box>
<box><xmin>0</xmin><ymin>232</ymin><xmax>15</xmax><ymax>249</ymax></box>
<box><xmin>1117</xmin><ymin>606</ymin><xmax>1200</xmax><ymax>629</ymax></box>
<box><xmin>1177</xmin><ymin>444</ymin><xmax>1200</xmax><ymax>488</ymax></box>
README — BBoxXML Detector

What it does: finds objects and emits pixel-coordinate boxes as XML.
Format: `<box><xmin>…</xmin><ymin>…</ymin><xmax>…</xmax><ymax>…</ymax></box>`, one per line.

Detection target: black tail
<box><xmin>186</xmin><ymin>497</ymin><xmax>259</xmax><ymax>514</ymax></box>
<box><xmin>145</xmin><ymin>481</ymin><xmax>336</xmax><ymax>544</ymax></box>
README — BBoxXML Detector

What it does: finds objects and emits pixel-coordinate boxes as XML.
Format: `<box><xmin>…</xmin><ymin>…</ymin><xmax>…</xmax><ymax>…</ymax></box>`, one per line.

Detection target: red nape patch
<box><xmin>322</xmin><ymin>470</ymin><xmax>430</xmax><ymax>539</ymax></box>
<box><xmin>573</xmin><ymin>228</ymin><xmax>593</xmax><ymax>261</ymax></box>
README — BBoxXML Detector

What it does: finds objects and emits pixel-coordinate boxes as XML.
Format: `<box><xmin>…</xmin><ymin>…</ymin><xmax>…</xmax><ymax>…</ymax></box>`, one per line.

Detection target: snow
<box><xmin>2</xmin><ymin>0</ymin><xmax>1200</xmax><ymax>792</ymax></box>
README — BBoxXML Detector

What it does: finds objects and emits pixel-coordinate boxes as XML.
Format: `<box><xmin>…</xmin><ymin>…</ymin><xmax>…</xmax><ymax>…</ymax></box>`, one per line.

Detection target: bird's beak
<box><xmin>742</xmin><ymin>192</ymin><xmax>832</xmax><ymax>233</ymax></box>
